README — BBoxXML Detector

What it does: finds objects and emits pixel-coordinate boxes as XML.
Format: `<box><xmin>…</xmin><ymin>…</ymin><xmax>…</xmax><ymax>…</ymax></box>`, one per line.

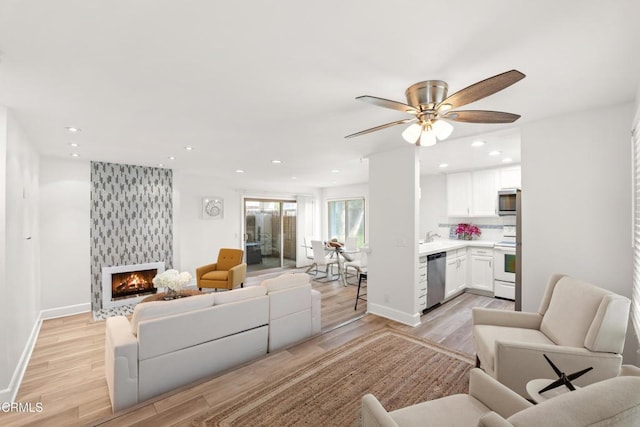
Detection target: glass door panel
<box><xmin>244</xmin><ymin>198</ymin><xmax>296</xmax><ymax>273</ymax></box>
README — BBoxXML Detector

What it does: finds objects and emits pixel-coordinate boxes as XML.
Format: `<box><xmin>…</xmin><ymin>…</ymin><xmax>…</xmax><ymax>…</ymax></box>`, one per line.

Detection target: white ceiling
<box><xmin>0</xmin><ymin>1</ymin><xmax>638</xmax><ymax>191</ymax></box>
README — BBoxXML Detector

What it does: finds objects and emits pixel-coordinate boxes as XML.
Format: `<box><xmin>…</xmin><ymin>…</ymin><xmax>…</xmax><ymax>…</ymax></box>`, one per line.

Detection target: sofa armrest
<box><xmin>494</xmin><ymin>341</ymin><xmax>623</xmax><ymax>397</ymax></box>
<box><xmin>105</xmin><ymin>316</ymin><xmax>139</xmax><ymax>412</ymax></box>
<box><xmin>620</xmin><ymin>364</ymin><xmax>640</xmax><ymax>377</ymax></box>
<box><xmin>361</xmin><ymin>394</ymin><xmax>398</xmax><ymax>427</ymax></box>
<box><xmin>477</xmin><ymin>412</ymin><xmax>513</xmax><ymax>427</ymax></box>
<box><xmin>472</xmin><ymin>307</ymin><xmax>542</xmax><ymax>329</ymax></box>
<box><xmin>228</xmin><ymin>263</ymin><xmax>247</xmax><ymax>287</ymax></box>
<box><xmin>196</xmin><ymin>263</ymin><xmax>218</xmax><ymax>279</ymax></box>
<box><xmin>468</xmin><ymin>368</ymin><xmax>532</xmax><ymax>419</ymax></box>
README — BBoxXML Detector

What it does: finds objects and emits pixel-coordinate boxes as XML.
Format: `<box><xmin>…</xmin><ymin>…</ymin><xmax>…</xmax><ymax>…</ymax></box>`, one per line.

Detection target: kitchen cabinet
<box><xmin>445</xmin><ymin>249</ymin><xmax>466</xmax><ymax>299</ymax></box>
<box><xmin>416</xmin><ymin>256</ymin><xmax>428</xmax><ymax>313</ymax></box>
<box><xmin>469</xmin><ymin>247</ymin><xmax>494</xmax><ymax>292</ymax></box>
<box><xmin>446</xmin><ymin>172</ymin><xmax>472</xmax><ymax>216</ymax></box>
<box><xmin>500</xmin><ymin>165</ymin><xmax>521</xmax><ymax>189</ymax></box>
<box><xmin>447</xmin><ymin>169</ymin><xmax>499</xmax><ymax>216</ymax></box>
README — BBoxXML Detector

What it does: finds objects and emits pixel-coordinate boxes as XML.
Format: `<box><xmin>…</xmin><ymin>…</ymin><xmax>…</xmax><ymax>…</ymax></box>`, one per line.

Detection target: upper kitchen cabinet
<box><xmin>499</xmin><ymin>165</ymin><xmax>521</xmax><ymax>189</ymax></box>
<box><xmin>446</xmin><ymin>172</ymin><xmax>472</xmax><ymax>216</ymax></box>
<box><xmin>447</xmin><ymin>169</ymin><xmax>499</xmax><ymax>217</ymax></box>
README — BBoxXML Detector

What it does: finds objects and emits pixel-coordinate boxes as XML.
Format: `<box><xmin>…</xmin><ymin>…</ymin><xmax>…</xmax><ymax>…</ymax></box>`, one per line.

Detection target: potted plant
<box><xmin>455</xmin><ymin>223</ymin><xmax>481</xmax><ymax>240</ymax></box>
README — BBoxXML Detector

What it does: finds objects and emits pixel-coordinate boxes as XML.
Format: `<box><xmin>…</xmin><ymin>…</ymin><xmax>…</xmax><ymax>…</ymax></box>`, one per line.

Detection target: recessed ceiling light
<box><xmin>291</xmin><ymin>176</ymin><xmax>297</xmax><ymax>180</ymax></box>
<box><xmin>168</xmin><ymin>156</ymin><xmax>176</xmax><ymax>160</ymax></box>
<box><xmin>65</xmin><ymin>126</ymin><xmax>81</xmax><ymax>133</ymax></box>
<box><xmin>158</xmin><ymin>163</ymin><xmax>164</xmax><ymax>167</ymax></box>
<box><xmin>69</xmin><ymin>142</ymin><xmax>79</xmax><ymax>148</ymax></box>
<box><xmin>235</xmin><ymin>169</ymin><xmax>245</xmax><ymax>173</ymax></box>
<box><xmin>70</xmin><ymin>153</ymin><xmax>79</xmax><ymax>158</ymax></box>
<box><xmin>331</xmin><ymin>169</ymin><xmax>340</xmax><ymax>173</ymax></box>
<box><xmin>439</xmin><ymin>163</ymin><xmax>449</xmax><ymax>168</ymax></box>
<box><xmin>502</xmin><ymin>157</ymin><xmax>513</xmax><ymax>163</ymax></box>
<box><xmin>185</xmin><ymin>146</ymin><xmax>193</xmax><ymax>151</ymax></box>
<box><xmin>271</xmin><ymin>159</ymin><xmax>282</xmax><ymax>164</ymax></box>
<box><xmin>489</xmin><ymin>150</ymin><xmax>501</xmax><ymax>156</ymax></box>
<box><xmin>471</xmin><ymin>140</ymin><xmax>485</xmax><ymax>147</ymax></box>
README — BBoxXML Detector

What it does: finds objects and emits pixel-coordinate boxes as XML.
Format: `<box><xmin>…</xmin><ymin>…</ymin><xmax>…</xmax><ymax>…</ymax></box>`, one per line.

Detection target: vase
<box><xmin>164</xmin><ymin>287</ymin><xmax>180</xmax><ymax>300</ymax></box>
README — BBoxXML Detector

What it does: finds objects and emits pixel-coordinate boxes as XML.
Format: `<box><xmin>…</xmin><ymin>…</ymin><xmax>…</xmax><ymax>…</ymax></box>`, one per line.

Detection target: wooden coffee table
<box><xmin>140</xmin><ymin>289</ymin><xmax>204</xmax><ymax>303</ymax></box>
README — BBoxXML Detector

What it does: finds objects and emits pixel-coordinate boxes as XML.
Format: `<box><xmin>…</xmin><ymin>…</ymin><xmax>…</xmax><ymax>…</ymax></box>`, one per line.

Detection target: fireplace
<box><xmin>102</xmin><ymin>262</ymin><xmax>165</xmax><ymax>309</ymax></box>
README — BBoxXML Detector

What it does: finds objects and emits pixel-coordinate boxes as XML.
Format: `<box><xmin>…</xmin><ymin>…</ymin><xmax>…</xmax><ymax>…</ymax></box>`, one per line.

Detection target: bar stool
<box><xmin>354</xmin><ymin>271</ymin><xmax>367</xmax><ymax>310</ymax></box>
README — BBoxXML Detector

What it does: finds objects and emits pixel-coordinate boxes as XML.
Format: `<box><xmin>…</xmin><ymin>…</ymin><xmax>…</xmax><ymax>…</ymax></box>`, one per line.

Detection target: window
<box><xmin>328</xmin><ymin>198</ymin><xmax>365</xmax><ymax>247</ymax></box>
<box><xmin>632</xmin><ymin>119</ymin><xmax>640</xmax><ymax>342</ymax></box>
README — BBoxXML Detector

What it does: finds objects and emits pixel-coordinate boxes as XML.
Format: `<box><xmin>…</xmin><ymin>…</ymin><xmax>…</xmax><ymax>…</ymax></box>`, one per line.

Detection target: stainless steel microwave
<box><xmin>498</xmin><ymin>189</ymin><xmax>520</xmax><ymax>215</ymax></box>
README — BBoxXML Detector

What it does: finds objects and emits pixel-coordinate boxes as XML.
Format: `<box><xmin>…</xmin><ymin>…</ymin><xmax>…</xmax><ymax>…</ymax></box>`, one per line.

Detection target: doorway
<box><xmin>244</xmin><ymin>198</ymin><xmax>297</xmax><ymax>273</ymax></box>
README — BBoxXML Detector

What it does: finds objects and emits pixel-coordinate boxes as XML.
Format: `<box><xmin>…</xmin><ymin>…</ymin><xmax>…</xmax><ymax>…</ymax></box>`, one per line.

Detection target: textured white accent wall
<box><xmin>367</xmin><ymin>146</ymin><xmax>420</xmax><ymax>326</ymax></box>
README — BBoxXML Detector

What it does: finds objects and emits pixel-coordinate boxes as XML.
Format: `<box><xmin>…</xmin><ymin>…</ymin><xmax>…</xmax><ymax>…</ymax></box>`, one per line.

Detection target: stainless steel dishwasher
<box><xmin>426</xmin><ymin>252</ymin><xmax>446</xmax><ymax>309</ymax></box>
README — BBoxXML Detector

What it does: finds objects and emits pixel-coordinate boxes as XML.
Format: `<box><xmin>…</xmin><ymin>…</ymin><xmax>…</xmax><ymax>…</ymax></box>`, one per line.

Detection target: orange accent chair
<box><xmin>196</xmin><ymin>248</ymin><xmax>247</xmax><ymax>291</ymax></box>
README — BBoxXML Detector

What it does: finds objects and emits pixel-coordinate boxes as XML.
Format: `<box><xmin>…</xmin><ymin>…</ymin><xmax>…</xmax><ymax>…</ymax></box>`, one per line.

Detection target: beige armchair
<box><xmin>473</xmin><ymin>273</ymin><xmax>631</xmax><ymax>397</ymax></box>
<box><xmin>196</xmin><ymin>248</ymin><xmax>247</xmax><ymax>291</ymax></box>
<box><xmin>361</xmin><ymin>368</ymin><xmax>640</xmax><ymax>426</ymax></box>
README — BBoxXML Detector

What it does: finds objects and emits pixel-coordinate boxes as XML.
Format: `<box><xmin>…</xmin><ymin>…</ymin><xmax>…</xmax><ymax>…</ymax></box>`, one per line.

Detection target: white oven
<box><xmin>494</xmin><ymin>242</ymin><xmax>516</xmax><ymax>300</ymax></box>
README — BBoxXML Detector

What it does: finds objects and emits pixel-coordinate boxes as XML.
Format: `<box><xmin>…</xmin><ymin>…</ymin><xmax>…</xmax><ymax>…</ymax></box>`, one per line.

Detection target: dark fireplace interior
<box><xmin>111</xmin><ymin>269</ymin><xmax>158</xmax><ymax>300</ymax></box>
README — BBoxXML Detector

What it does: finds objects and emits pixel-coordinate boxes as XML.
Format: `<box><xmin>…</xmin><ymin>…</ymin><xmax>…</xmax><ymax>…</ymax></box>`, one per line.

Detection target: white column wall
<box><xmin>1</xmin><ymin>109</ymin><xmax>41</xmax><ymax>401</ymax></box>
<box><xmin>367</xmin><ymin>146</ymin><xmax>420</xmax><ymax>326</ymax></box>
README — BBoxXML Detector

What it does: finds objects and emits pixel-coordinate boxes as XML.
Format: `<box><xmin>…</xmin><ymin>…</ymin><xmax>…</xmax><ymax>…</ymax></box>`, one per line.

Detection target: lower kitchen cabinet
<box><xmin>416</xmin><ymin>256</ymin><xmax>428</xmax><ymax>312</ymax></box>
<box><xmin>445</xmin><ymin>249</ymin><xmax>466</xmax><ymax>299</ymax></box>
<box><xmin>469</xmin><ymin>248</ymin><xmax>494</xmax><ymax>292</ymax></box>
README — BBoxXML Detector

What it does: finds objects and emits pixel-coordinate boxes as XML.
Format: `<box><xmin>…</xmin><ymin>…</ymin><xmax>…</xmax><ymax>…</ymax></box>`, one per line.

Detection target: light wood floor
<box><xmin>2</xmin><ymin>289</ymin><xmax>512</xmax><ymax>426</ymax></box>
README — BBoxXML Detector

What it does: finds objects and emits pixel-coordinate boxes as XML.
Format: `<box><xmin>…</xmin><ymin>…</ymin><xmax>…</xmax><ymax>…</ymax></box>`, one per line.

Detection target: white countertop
<box><xmin>418</xmin><ymin>239</ymin><xmax>494</xmax><ymax>256</ymax></box>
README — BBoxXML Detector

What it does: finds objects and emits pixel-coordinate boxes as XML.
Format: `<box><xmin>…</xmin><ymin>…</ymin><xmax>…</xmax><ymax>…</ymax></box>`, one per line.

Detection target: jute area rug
<box><xmin>192</xmin><ymin>327</ymin><xmax>474</xmax><ymax>426</ymax></box>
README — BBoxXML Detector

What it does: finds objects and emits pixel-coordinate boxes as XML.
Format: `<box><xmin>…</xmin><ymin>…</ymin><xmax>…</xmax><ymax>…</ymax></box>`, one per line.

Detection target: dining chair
<box><xmin>344</xmin><ymin>248</ymin><xmax>367</xmax><ymax>285</ymax></box>
<box><xmin>306</xmin><ymin>240</ymin><xmax>339</xmax><ymax>280</ymax></box>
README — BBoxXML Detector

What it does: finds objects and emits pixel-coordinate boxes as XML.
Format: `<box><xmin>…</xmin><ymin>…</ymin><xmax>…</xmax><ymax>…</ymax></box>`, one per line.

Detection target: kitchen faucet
<box><xmin>425</xmin><ymin>231</ymin><xmax>441</xmax><ymax>242</ymax></box>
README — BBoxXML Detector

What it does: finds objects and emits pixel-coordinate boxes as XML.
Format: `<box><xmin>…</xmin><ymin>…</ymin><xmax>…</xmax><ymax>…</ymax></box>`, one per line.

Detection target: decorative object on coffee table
<box><xmin>538</xmin><ymin>353</ymin><xmax>593</xmax><ymax>394</ymax></box>
<box><xmin>152</xmin><ymin>269</ymin><xmax>192</xmax><ymax>300</ymax></box>
<box><xmin>140</xmin><ymin>289</ymin><xmax>203</xmax><ymax>303</ymax></box>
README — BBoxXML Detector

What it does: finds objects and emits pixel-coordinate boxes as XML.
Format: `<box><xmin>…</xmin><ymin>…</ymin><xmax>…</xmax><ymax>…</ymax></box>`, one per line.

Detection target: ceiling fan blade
<box><xmin>439</xmin><ymin>69</ymin><xmax>525</xmax><ymax>110</ymax></box>
<box><xmin>442</xmin><ymin>110</ymin><xmax>521</xmax><ymax>124</ymax></box>
<box><xmin>345</xmin><ymin>118</ymin><xmax>416</xmax><ymax>139</ymax></box>
<box><xmin>356</xmin><ymin>95</ymin><xmax>419</xmax><ymax>114</ymax></box>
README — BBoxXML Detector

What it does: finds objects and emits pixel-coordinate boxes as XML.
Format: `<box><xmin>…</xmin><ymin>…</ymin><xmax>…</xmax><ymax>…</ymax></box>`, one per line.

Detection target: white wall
<box><xmin>39</xmin><ymin>157</ymin><xmax>91</xmax><ymax>312</ymax></box>
<box><xmin>0</xmin><ymin>109</ymin><xmax>41</xmax><ymax>401</ymax></box>
<box><xmin>368</xmin><ymin>146</ymin><xmax>420</xmax><ymax>326</ymax></box>
<box><xmin>175</xmin><ymin>172</ymin><xmax>243</xmax><ymax>277</ymax></box>
<box><xmin>521</xmin><ymin>102</ymin><xmax>637</xmax><ymax>362</ymax></box>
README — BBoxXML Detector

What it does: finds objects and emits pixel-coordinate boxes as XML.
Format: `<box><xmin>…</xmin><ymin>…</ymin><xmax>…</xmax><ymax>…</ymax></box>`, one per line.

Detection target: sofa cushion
<box><xmin>261</xmin><ymin>273</ymin><xmax>310</xmax><ymax>293</ymax></box>
<box><xmin>130</xmin><ymin>293</ymin><xmax>215</xmax><ymax>335</ymax></box>
<box><xmin>214</xmin><ymin>286</ymin><xmax>266</xmax><ymax>305</ymax></box>
<box><xmin>202</xmin><ymin>270</ymin><xmax>229</xmax><ymax>281</ymax></box>
<box><xmin>390</xmin><ymin>395</ymin><xmax>491</xmax><ymax>426</ymax></box>
<box><xmin>540</xmin><ymin>276</ymin><xmax>610</xmax><ymax>348</ymax></box>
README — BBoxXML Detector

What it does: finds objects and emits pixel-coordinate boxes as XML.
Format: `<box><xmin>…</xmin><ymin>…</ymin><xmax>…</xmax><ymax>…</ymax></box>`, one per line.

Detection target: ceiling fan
<box><xmin>345</xmin><ymin>69</ymin><xmax>525</xmax><ymax>146</ymax></box>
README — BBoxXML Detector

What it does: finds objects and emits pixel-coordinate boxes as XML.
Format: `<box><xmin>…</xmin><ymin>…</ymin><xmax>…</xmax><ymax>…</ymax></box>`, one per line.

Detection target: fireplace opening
<box><xmin>111</xmin><ymin>268</ymin><xmax>157</xmax><ymax>300</ymax></box>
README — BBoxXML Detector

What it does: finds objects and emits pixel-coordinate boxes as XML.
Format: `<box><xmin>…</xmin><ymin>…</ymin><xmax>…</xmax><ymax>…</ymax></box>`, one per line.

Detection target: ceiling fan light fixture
<box><xmin>402</xmin><ymin>123</ymin><xmax>422</xmax><ymax>144</ymax></box>
<box><xmin>432</xmin><ymin>120</ymin><xmax>454</xmax><ymax>140</ymax></box>
<box><xmin>419</xmin><ymin>126</ymin><xmax>437</xmax><ymax>147</ymax></box>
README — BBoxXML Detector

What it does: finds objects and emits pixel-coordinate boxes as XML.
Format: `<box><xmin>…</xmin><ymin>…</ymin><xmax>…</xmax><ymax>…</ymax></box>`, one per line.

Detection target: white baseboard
<box><xmin>1</xmin><ymin>302</ymin><xmax>91</xmax><ymax>403</ymax></box>
<box><xmin>0</xmin><ymin>311</ymin><xmax>42</xmax><ymax>403</ymax></box>
<box><xmin>40</xmin><ymin>302</ymin><xmax>91</xmax><ymax>320</ymax></box>
<box><xmin>367</xmin><ymin>302</ymin><xmax>420</xmax><ymax>327</ymax></box>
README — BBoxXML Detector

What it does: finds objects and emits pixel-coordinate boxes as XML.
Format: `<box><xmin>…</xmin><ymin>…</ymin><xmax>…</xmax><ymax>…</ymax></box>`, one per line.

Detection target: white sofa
<box><xmin>105</xmin><ymin>273</ymin><xmax>321</xmax><ymax>412</ymax></box>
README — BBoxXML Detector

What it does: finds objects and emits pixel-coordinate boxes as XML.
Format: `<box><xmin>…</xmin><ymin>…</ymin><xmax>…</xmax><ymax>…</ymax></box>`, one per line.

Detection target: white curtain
<box><xmin>632</xmin><ymin>118</ymin><xmax>640</xmax><ymax>341</ymax></box>
<box><xmin>296</xmin><ymin>195</ymin><xmax>317</xmax><ymax>268</ymax></box>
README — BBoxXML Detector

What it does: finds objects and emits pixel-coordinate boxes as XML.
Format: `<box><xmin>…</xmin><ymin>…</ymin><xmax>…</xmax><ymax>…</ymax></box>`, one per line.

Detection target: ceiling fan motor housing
<box><xmin>405</xmin><ymin>80</ymin><xmax>448</xmax><ymax>109</ymax></box>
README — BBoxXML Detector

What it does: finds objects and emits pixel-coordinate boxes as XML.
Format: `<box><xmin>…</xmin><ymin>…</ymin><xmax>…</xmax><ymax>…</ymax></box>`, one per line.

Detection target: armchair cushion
<box><xmin>201</xmin><ymin>270</ymin><xmax>228</xmax><ymax>281</ymax></box>
<box><xmin>217</xmin><ymin>248</ymin><xmax>244</xmax><ymax>270</ymax></box>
